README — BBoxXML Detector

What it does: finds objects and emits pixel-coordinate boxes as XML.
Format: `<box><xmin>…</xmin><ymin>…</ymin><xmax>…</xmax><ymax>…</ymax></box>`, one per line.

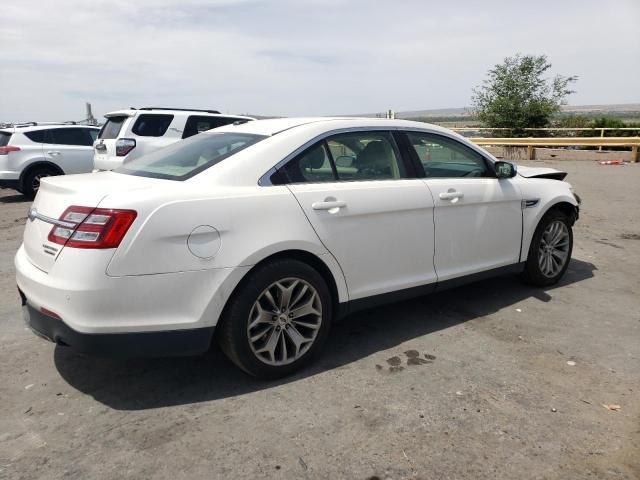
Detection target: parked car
<box><xmin>0</xmin><ymin>123</ymin><xmax>100</xmax><ymax>198</ymax></box>
<box><xmin>17</xmin><ymin>118</ymin><xmax>580</xmax><ymax>378</ymax></box>
<box><xmin>93</xmin><ymin>107</ymin><xmax>255</xmax><ymax>171</ymax></box>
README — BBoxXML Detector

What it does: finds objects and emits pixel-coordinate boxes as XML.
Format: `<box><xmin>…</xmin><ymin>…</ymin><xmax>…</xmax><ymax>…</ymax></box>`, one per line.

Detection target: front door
<box><xmin>404</xmin><ymin>131</ymin><xmax>522</xmax><ymax>281</ymax></box>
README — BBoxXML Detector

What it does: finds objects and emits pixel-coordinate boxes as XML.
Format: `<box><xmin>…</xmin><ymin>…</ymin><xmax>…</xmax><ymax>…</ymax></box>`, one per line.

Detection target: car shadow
<box><xmin>54</xmin><ymin>259</ymin><xmax>596</xmax><ymax>410</ymax></box>
<box><xmin>0</xmin><ymin>193</ymin><xmax>29</xmax><ymax>204</ymax></box>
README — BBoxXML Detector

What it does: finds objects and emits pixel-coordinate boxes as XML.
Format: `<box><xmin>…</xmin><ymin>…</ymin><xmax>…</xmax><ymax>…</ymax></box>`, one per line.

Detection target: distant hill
<box><xmin>354</xmin><ymin>103</ymin><xmax>640</xmax><ymax>119</ymax></box>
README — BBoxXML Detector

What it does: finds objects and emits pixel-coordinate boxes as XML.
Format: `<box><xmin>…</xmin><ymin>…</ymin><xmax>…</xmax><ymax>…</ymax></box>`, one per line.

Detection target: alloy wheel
<box><xmin>538</xmin><ymin>220</ymin><xmax>570</xmax><ymax>277</ymax></box>
<box><xmin>32</xmin><ymin>173</ymin><xmax>51</xmax><ymax>193</ymax></box>
<box><xmin>247</xmin><ymin>277</ymin><xmax>323</xmax><ymax>366</ymax></box>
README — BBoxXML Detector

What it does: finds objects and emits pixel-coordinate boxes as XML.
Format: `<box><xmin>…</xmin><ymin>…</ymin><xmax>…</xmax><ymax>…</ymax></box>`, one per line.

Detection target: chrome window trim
<box><xmin>258</xmin><ymin>125</ymin><xmax>497</xmax><ymax>186</ymax></box>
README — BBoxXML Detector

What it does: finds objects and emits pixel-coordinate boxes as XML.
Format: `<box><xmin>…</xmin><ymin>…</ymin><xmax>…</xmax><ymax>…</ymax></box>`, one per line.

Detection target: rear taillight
<box><xmin>48</xmin><ymin>206</ymin><xmax>137</xmax><ymax>249</ymax></box>
<box><xmin>0</xmin><ymin>146</ymin><xmax>21</xmax><ymax>155</ymax></box>
<box><xmin>115</xmin><ymin>138</ymin><xmax>136</xmax><ymax>156</ymax></box>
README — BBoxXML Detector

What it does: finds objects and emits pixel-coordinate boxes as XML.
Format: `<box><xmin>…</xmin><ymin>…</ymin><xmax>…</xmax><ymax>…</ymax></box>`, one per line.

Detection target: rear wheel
<box><xmin>521</xmin><ymin>209</ymin><xmax>573</xmax><ymax>286</ymax></box>
<box><xmin>22</xmin><ymin>166</ymin><xmax>59</xmax><ymax>199</ymax></box>
<box><xmin>217</xmin><ymin>259</ymin><xmax>332</xmax><ymax>379</ymax></box>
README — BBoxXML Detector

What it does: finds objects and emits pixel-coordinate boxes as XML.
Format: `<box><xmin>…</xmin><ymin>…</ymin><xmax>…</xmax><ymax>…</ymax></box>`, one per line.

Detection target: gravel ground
<box><xmin>0</xmin><ymin>160</ymin><xmax>638</xmax><ymax>480</ymax></box>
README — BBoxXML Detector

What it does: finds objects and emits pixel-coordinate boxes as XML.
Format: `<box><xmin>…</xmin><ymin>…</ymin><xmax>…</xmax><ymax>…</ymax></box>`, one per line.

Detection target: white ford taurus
<box><xmin>16</xmin><ymin>118</ymin><xmax>579</xmax><ymax>378</ymax></box>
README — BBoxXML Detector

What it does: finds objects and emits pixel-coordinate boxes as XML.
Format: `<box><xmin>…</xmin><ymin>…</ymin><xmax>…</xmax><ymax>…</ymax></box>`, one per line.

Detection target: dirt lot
<box><xmin>1</xmin><ymin>161</ymin><xmax>638</xmax><ymax>480</ymax></box>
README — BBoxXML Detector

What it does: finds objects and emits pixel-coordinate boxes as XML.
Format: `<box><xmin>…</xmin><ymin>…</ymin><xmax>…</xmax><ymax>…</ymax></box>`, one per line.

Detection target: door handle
<box><xmin>312</xmin><ymin>200</ymin><xmax>347</xmax><ymax>211</ymax></box>
<box><xmin>439</xmin><ymin>190</ymin><xmax>464</xmax><ymax>200</ymax></box>
<box><xmin>47</xmin><ymin>151</ymin><xmax>61</xmax><ymax>156</ymax></box>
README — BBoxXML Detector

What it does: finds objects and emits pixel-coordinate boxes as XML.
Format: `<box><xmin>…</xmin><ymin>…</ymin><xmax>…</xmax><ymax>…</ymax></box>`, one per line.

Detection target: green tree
<box><xmin>471</xmin><ymin>54</ymin><xmax>577</xmax><ymax>134</ymax></box>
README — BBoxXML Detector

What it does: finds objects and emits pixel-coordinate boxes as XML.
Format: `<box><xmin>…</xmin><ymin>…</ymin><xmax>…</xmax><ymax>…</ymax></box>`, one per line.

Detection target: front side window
<box><xmin>45</xmin><ymin>128</ymin><xmax>93</xmax><ymax>146</ymax></box>
<box><xmin>272</xmin><ymin>131</ymin><xmax>405</xmax><ymax>185</ymax></box>
<box><xmin>132</xmin><ymin>114</ymin><xmax>174</xmax><ymax>137</ymax></box>
<box><xmin>406</xmin><ymin>132</ymin><xmax>489</xmax><ymax>178</ymax></box>
<box><xmin>116</xmin><ymin>132</ymin><xmax>265</xmax><ymax>180</ymax></box>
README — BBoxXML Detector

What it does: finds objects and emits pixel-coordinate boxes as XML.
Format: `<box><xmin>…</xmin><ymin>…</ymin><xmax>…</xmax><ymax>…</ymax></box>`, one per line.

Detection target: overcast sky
<box><xmin>1</xmin><ymin>0</ymin><xmax>639</xmax><ymax>122</ymax></box>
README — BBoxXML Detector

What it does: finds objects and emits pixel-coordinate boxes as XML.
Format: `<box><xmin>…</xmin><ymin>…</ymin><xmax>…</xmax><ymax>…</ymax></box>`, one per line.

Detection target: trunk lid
<box><xmin>22</xmin><ymin>172</ymin><xmax>159</xmax><ymax>272</ymax></box>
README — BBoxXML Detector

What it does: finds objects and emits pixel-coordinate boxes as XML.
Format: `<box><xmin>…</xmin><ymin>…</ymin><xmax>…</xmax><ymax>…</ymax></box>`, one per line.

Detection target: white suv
<box><xmin>93</xmin><ymin>107</ymin><xmax>254</xmax><ymax>170</ymax></box>
<box><xmin>0</xmin><ymin>123</ymin><xmax>100</xmax><ymax>199</ymax></box>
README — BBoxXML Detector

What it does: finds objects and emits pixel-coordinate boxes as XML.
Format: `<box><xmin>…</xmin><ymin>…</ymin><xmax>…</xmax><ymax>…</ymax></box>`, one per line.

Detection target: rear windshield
<box><xmin>115</xmin><ymin>132</ymin><xmax>266</xmax><ymax>180</ymax></box>
<box><xmin>0</xmin><ymin>132</ymin><xmax>11</xmax><ymax>146</ymax></box>
<box><xmin>99</xmin><ymin>116</ymin><xmax>127</xmax><ymax>139</ymax></box>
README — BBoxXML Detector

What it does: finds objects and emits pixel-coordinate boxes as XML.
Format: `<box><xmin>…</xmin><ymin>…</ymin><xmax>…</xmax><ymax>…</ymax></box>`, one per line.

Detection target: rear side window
<box><xmin>0</xmin><ymin>132</ymin><xmax>13</xmax><ymax>146</ymax></box>
<box><xmin>132</xmin><ymin>114</ymin><xmax>174</xmax><ymax>137</ymax></box>
<box><xmin>24</xmin><ymin>130</ymin><xmax>45</xmax><ymax>143</ymax></box>
<box><xmin>272</xmin><ymin>131</ymin><xmax>405</xmax><ymax>184</ymax></box>
<box><xmin>86</xmin><ymin>128</ymin><xmax>99</xmax><ymax>142</ymax></box>
<box><xmin>182</xmin><ymin>116</ymin><xmax>242</xmax><ymax>139</ymax></box>
<box><xmin>99</xmin><ymin>116</ymin><xmax>127</xmax><ymax>139</ymax></box>
<box><xmin>45</xmin><ymin>128</ymin><xmax>94</xmax><ymax>146</ymax></box>
<box><xmin>116</xmin><ymin>132</ymin><xmax>266</xmax><ymax>180</ymax></box>
<box><xmin>278</xmin><ymin>143</ymin><xmax>336</xmax><ymax>183</ymax></box>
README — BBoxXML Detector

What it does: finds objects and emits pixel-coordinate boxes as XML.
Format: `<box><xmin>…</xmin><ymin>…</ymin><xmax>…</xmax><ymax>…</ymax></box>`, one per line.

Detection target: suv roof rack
<box><xmin>138</xmin><ymin>107</ymin><xmax>221</xmax><ymax>114</ymax></box>
<box><xmin>2</xmin><ymin>121</ymin><xmax>80</xmax><ymax>128</ymax></box>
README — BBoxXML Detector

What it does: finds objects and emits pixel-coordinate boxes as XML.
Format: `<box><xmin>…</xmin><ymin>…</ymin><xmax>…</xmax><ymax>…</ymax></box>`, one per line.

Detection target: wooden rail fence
<box><xmin>468</xmin><ymin>137</ymin><xmax>640</xmax><ymax>162</ymax></box>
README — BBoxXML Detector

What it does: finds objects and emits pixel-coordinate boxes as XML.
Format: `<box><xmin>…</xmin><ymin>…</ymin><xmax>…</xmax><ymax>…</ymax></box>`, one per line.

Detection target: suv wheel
<box><xmin>23</xmin><ymin>166</ymin><xmax>58</xmax><ymax>199</ymax></box>
<box><xmin>521</xmin><ymin>209</ymin><xmax>573</xmax><ymax>286</ymax></box>
<box><xmin>217</xmin><ymin>259</ymin><xmax>332</xmax><ymax>379</ymax></box>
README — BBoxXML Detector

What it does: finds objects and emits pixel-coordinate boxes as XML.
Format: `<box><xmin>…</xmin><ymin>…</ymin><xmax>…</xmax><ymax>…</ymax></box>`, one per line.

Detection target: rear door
<box><xmin>404</xmin><ymin>131</ymin><xmax>522</xmax><ymax>281</ymax></box>
<box><xmin>280</xmin><ymin>130</ymin><xmax>436</xmax><ymax>300</ymax></box>
<box><xmin>42</xmin><ymin>128</ymin><xmax>95</xmax><ymax>174</ymax></box>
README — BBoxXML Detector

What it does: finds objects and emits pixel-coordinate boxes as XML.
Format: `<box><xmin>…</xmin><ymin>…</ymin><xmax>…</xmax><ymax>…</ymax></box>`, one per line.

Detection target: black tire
<box><xmin>22</xmin><ymin>166</ymin><xmax>59</xmax><ymax>200</ymax></box>
<box><xmin>217</xmin><ymin>259</ymin><xmax>333</xmax><ymax>379</ymax></box>
<box><xmin>521</xmin><ymin>209</ymin><xmax>573</xmax><ymax>287</ymax></box>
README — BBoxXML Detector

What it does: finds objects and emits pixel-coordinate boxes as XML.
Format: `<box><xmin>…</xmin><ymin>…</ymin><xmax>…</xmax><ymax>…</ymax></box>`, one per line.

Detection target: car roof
<box><xmin>212</xmin><ymin>117</ymin><xmax>453</xmax><ymax>137</ymax></box>
<box><xmin>104</xmin><ymin>109</ymin><xmax>255</xmax><ymax>120</ymax></box>
<box><xmin>0</xmin><ymin>123</ymin><xmax>99</xmax><ymax>133</ymax></box>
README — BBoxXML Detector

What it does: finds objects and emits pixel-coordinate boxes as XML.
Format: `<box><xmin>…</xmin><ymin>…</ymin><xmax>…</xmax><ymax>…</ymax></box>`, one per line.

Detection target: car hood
<box><xmin>517</xmin><ymin>165</ymin><xmax>567</xmax><ymax>180</ymax></box>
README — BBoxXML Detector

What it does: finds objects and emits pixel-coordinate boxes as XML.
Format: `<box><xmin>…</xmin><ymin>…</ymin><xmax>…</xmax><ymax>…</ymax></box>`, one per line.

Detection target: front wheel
<box><xmin>521</xmin><ymin>209</ymin><xmax>573</xmax><ymax>286</ymax></box>
<box><xmin>217</xmin><ymin>259</ymin><xmax>332</xmax><ymax>379</ymax></box>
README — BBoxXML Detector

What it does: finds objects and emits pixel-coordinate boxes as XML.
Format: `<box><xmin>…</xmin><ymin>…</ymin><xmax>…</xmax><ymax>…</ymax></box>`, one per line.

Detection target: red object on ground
<box><xmin>598</xmin><ymin>160</ymin><xmax>625</xmax><ymax>165</ymax></box>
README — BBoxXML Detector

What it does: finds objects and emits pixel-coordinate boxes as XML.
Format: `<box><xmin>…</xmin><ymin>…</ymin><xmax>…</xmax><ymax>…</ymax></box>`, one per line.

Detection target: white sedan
<box><xmin>16</xmin><ymin>118</ymin><xmax>579</xmax><ymax>378</ymax></box>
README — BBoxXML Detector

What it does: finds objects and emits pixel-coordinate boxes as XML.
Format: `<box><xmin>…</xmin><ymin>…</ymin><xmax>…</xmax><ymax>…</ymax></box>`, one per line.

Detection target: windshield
<box><xmin>115</xmin><ymin>131</ymin><xmax>266</xmax><ymax>180</ymax></box>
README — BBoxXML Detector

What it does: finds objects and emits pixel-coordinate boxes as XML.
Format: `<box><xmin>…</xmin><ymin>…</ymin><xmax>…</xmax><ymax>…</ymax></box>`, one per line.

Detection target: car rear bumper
<box><xmin>21</xmin><ymin>295</ymin><xmax>214</xmax><ymax>357</ymax></box>
<box><xmin>15</xmin><ymin>243</ymin><xmax>249</xmax><ymax>336</ymax></box>
<box><xmin>0</xmin><ymin>171</ymin><xmax>20</xmax><ymax>189</ymax></box>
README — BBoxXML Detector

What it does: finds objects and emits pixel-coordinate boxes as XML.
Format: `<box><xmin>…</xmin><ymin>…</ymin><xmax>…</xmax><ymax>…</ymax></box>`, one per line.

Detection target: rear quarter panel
<box><xmin>103</xmin><ymin>184</ymin><xmax>348</xmax><ymax>300</ymax></box>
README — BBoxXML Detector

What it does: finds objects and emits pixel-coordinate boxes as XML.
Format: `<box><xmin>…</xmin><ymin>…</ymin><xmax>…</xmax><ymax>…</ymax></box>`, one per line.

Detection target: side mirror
<box><xmin>494</xmin><ymin>161</ymin><xmax>517</xmax><ymax>179</ymax></box>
